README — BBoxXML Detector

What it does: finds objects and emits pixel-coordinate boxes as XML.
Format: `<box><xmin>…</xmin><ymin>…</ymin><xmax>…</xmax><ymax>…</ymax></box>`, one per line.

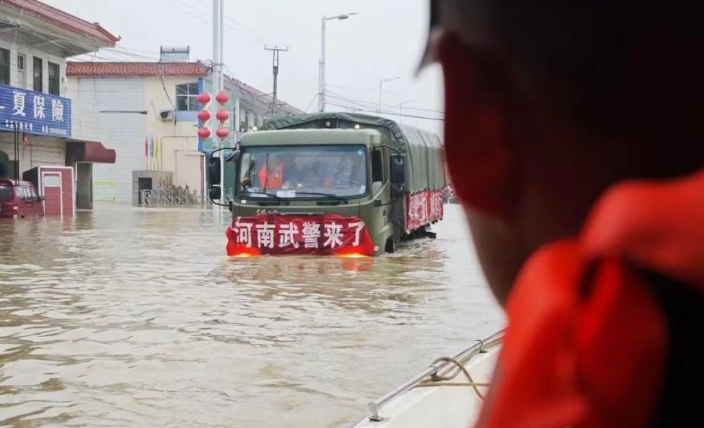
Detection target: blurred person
<box><xmin>420</xmin><ymin>0</ymin><xmax>704</xmax><ymax>427</ymax></box>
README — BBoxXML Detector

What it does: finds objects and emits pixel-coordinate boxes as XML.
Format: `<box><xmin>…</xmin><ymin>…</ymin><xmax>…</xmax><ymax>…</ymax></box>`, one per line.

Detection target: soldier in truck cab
<box><xmin>257</xmin><ymin>153</ymin><xmax>286</xmax><ymax>190</ymax></box>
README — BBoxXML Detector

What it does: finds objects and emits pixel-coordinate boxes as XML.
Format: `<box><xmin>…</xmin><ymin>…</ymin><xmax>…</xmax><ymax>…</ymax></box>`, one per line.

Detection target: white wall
<box><xmin>0</xmin><ymin>35</ymin><xmax>68</xmax><ymax>96</ymax></box>
<box><xmin>68</xmin><ymin>75</ymin><xmax>208</xmax><ymax>204</ymax></box>
<box><xmin>65</xmin><ymin>76</ymin><xmax>101</xmax><ymax>143</ymax></box>
<box><xmin>69</xmin><ymin>77</ymin><xmax>147</xmax><ymax>204</ymax></box>
<box><xmin>144</xmin><ymin>76</ymin><xmax>203</xmax><ymax>196</ymax></box>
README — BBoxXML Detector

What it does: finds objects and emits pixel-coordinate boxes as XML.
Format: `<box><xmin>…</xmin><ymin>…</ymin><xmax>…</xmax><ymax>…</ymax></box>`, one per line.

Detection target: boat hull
<box><xmin>352</xmin><ymin>331</ymin><xmax>502</xmax><ymax>428</ymax></box>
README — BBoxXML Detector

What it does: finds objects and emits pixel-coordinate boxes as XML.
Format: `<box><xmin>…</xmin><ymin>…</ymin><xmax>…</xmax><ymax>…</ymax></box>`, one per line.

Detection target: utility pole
<box><xmin>212</xmin><ymin>0</ymin><xmax>225</xmax><ymax>211</ymax></box>
<box><xmin>264</xmin><ymin>46</ymin><xmax>288</xmax><ymax>118</ymax></box>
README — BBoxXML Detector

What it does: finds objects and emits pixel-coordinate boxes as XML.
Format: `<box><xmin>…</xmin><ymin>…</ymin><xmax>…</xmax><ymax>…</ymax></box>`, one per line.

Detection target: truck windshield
<box><xmin>237</xmin><ymin>145</ymin><xmax>368</xmax><ymax>199</ymax></box>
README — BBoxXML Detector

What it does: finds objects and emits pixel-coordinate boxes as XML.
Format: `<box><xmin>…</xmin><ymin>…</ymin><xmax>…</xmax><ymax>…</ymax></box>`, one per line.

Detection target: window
<box><xmin>48</xmin><ymin>62</ymin><xmax>60</xmax><ymax>95</ymax></box>
<box><xmin>33</xmin><ymin>57</ymin><xmax>43</xmax><ymax>92</ymax></box>
<box><xmin>17</xmin><ymin>54</ymin><xmax>25</xmax><ymax>72</ymax></box>
<box><xmin>371</xmin><ymin>148</ymin><xmax>384</xmax><ymax>183</ymax></box>
<box><xmin>0</xmin><ymin>185</ymin><xmax>11</xmax><ymax>201</ymax></box>
<box><xmin>19</xmin><ymin>187</ymin><xmax>30</xmax><ymax>201</ymax></box>
<box><xmin>0</xmin><ymin>48</ymin><xmax>10</xmax><ymax>85</ymax></box>
<box><xmin>237</xmin><ymin>145</ymin><xmax>368</xmax><ymax>199</ymax></box>
<box><xmin>175</xmin><ymin>82</ymin><xmax>199</xmax><ymax>111</ymax></box>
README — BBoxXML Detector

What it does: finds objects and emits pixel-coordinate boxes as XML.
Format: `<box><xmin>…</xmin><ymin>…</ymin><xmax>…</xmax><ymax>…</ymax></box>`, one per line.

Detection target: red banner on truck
<box><xmin>226</xmin><ymin>213</ymin><xmax>375</xmax><ymax>257</ymax></box>
<box><xmin>405</xmin><ymin>189</ymin><xmax>444</xmax><ymax>233</ymax></box>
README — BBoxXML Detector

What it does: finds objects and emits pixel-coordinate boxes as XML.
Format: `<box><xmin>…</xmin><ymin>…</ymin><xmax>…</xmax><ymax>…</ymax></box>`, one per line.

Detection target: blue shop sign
<box><xmin>0</xmin><ymin>83</ymin><xmax>72</xmax><ymax>138</ymax></box>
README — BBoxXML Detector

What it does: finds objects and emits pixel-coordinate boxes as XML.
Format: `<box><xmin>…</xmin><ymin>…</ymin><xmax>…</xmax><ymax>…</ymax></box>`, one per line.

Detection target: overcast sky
<box><xmin>44</xmin><ymin>0</ymin><xmax>445</xmax><ymax>134</ymax></box>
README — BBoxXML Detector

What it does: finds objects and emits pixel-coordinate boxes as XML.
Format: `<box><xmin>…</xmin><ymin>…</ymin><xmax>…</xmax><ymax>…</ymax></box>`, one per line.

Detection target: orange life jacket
<box><xmin>258</xmin><ymin>163</ymin><xmax>285</xmax><ymax>189</ymax></box>
<box><xmin>474</xmin><ymin>169</ymin><xmax>704</xmax><ymax>428</ymax></box>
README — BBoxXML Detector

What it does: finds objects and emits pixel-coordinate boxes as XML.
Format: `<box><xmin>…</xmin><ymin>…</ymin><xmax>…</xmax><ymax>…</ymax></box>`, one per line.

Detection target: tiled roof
<box><xmin>2</xmin><ymin>0</ymin><xmax>119</xmax><ymax>46</ymax></box>
<box><xmin>66</xmin><ymin>61</ymin><xmax>305</xmax><ymax>115</ymax></box>
<box><xmin>66</xmin><ymin>62</ymin><xmax>211</xmax><ymax>77</ymax></box>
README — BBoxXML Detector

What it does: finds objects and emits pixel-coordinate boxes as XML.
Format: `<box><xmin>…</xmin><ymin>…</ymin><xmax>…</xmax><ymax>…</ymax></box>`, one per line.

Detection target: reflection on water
<box><xmin>0</xmin><ymin>205</ymin><xmax>504</xmax><ymax>428</ymax></box>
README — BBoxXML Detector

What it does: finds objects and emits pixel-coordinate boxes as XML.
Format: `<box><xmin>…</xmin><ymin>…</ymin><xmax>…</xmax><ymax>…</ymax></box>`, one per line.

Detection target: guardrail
<box><xmin>140</xmin><ymin>189</ymin><xmax>212</xmax><ymax>207</ymax></box>
<box><xmin>367</xmin><ymin>329</ymin><xmax>504</xmax><ymax>422</ymax></box>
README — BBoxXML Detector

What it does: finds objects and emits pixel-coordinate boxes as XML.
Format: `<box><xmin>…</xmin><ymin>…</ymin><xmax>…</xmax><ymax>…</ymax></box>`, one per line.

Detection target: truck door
<box><xmin>369</xmin><ymin>146</ymin><xmax>393</xmax><ymax>250</ymax></box>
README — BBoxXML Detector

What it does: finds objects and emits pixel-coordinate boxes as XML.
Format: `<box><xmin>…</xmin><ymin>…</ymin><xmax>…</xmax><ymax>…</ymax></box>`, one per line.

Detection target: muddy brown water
<box><xmin>0</xmin><ymin>204</ymin><xmax>504</xmax><ymax>428</ymax></box>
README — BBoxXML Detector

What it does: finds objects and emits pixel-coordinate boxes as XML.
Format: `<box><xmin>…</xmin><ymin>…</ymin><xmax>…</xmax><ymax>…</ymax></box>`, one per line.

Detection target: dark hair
<box><xmin>435</xmin><ymin>0</ymin><xmax>704</xmax><ymax>172</ymax></box>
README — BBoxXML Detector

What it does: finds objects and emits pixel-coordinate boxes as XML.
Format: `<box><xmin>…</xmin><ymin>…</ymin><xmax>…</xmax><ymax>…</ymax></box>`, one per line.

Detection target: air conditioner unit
<box><xmin>159</xmin><ymin>109</ymin><xmax>174</xmax><ymax>121</ymax></box>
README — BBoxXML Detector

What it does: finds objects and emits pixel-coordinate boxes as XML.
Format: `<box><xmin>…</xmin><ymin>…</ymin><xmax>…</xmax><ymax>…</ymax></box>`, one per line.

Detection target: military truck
<box><xmin>208</xmin><ymin>112</ymin><xmax>447</xmax><ymax>257</ymax></box>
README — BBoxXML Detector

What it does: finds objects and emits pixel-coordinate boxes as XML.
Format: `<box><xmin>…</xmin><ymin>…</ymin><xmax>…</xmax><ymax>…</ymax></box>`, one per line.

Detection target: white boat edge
<box><xmin>351</xmin><ymin>329</ymin><xmax>504</xmax><ymax>428</ymax></box>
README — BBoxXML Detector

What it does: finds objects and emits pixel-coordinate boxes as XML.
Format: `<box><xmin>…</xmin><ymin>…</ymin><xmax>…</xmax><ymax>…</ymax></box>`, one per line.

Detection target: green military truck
<box><xmin>208</xmin><ymin>112</ymin><xmax>446</xmax><ymax>257</ymax></box>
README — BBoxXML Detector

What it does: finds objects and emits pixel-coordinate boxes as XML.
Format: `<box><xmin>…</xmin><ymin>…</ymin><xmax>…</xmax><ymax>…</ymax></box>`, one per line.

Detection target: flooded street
<box><xmin>0</xmin><ymin>204</ymin><xmax>504</xmax><ymax>428</ymax></box>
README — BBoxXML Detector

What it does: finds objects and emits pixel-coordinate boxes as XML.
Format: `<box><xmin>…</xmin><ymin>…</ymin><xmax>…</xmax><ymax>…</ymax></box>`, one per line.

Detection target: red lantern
<box><xmin>197</xmin><ymin>93</ymin><xmax>211</xmax><ymax>104</ymax></box>
<box><xmin>197</xmin><ymin>110</ymin><xmax>211</xmax><ymax>122</ymax></box>
<box><xmin>197</xmin><ymin>127</ymin><xmax>211</xmax><ymax>139</ymax></box>
<box><xmin>215</xmin><ymin>91</ymin><xmax>229</xmax><ymax>104</ymax></box>
<box><xmin>215</xmin><ymin>110</ymin><xmax>229</xmax><ymax>122</ymax></box>
<box><xmin>216</xmin><ymin>127</ymin><xmax>230</xmax><ymax>139</ymax></box>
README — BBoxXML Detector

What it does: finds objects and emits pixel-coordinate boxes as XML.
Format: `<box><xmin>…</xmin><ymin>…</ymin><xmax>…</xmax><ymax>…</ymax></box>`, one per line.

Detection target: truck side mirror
<box><xmin>226</xmin><ymin>149</ymin><xmax>241</xmax><ymax>163</ymax></box>
<box><xmin>209</xmin><ymin>185</ymin><xmax>222</xmax><ymax>201</ymax></box>
<box><xmin>208</xmin><ymin>157</ymin><xmax>221</xmax><ymax>186</ymax></box>
<box><xmin>390</xmin><ymin>155</ymin><xmax>405</xmax><ymax>184</ymax></box>
<box><xmin>391</xmin><ymin>183</ymin><xmax>405</xmax><ymax>198</ymax></box>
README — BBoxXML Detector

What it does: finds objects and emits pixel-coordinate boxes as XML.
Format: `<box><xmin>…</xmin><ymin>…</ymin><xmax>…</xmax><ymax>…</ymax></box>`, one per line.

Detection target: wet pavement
<box><xmin>0</xmin><ymin>204</ymin><xmax>504</xmax><ymax>428</ymax></box>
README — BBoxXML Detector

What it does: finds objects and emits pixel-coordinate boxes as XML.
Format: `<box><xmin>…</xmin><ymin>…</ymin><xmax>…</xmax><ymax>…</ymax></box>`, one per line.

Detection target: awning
<box><xmin>66</xmin><ymin>140</ymin><xmax>116</xmax><ymax>164</ymax></box>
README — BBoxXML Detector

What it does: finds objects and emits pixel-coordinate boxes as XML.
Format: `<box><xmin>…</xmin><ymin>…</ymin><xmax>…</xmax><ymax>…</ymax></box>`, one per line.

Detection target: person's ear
<box><xmin>436</xmin><ymin>31</ymin><xmax>517</xmax><ymax>222</ymax></box>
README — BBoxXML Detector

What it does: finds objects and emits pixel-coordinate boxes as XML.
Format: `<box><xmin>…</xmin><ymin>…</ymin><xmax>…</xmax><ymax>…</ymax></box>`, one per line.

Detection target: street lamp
<box><xmin>378</xmin><ymin>77</ymin><xmax>401</xmax><ymax>113</ymax></box>
<box><xmin>319</xmin><ymin>12</ymin><xmax>358</xmax><ymax>112</ymax></box>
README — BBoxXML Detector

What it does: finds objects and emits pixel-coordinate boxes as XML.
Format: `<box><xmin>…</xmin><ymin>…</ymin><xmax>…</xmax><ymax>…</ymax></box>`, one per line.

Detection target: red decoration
<box><xmin>215</xmin><ymin>127</ymin><xmax>230</xmax><ymax>139</ymax></box>
<box><xmin>197</xmin><ymin>127</ymin><xmax>211</xmax><ymax>139</ymax></box>
<box><xmin>405</xmin><ymin>189</ymin><xmax>445</xmax><ymax>232</ymax></box>
<box><xmin>197</xmin><ymin>93</ymin><xmax>211</xmax><ymax>104</ymax></box>
<box><xmin>226</xmin><ymin>214</ymin><xmax>375</xmax><ymax>257</ymax></box>
<box><xmin>215</xmin><ymin>91</ymin><xmax>229</xmax><ymax>104</ymax></box>
<box><xmin>197</xmin><ymin>110</ymin><xmax>211</xmax><ymax>122</ymax></box>
<box><xmin>215</xmin><ymin>110</ymin><xmax>229</xmax><ymax>122</ymax></box>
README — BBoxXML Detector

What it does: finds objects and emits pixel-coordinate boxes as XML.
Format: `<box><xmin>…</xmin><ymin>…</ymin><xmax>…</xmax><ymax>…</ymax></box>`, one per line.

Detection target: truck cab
<box><xmin>228</xmin><ymin>129</ymin><xmax>400</xmax><ymax>255</ymax></box>
<box><xmin>209</xmin><ymin>112</ymin><xmax>446</xmax><ymax>257</ymax></box>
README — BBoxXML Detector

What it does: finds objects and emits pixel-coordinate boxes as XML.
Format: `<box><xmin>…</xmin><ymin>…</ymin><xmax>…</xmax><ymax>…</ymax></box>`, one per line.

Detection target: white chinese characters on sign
<box><xmin>348</xmin><ymin>221</ymin><xmax>365</xmax><ymax>246</ymax></box>
<box><xmin>279</xmin><ymin>223</ymin><xmax>299</xmax><ymax>248</ymax></box>
<box><xmin>52</xmin><ymin>99</ymin><xmax>64</xmax><ymax>122</ymax></box>
<box><xmin>302</xmin><ymin>222</ymin><xmax>321</xmax><ymax>249</ymax></box>
<box><xmin>12</xmin><ymin>91</ymin><xmax>26</xmax><ymax>117</ymax></box>
<box><xmin>323</xmin><ymin>222</ymin><xmax>343</xmax><ymax>248</ymax></box>
<box><xmin>33</xmin><ymin>95</ymin><xmax>46</xmax><ymax>119</ymax></box>
<box><xmin>233</xmin><ymin>219</ymin><xmax>253</xmax><ymax>247</ymax></box>
<box><xmin>232</xmin><ymin>220</ymin><xmax>365</xmax><ymax>250</ymax></box>
<box><xmin>256</xmin><ymin>223</ymin><xmax>276</xmax><ymax>248</ymax></box>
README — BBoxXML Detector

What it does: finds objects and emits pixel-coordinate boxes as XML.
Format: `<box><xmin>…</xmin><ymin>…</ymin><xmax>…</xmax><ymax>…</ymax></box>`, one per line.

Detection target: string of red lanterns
<box><xmin>197</xmin><ymin>91</ymin><xmax>230</xmax><ymax>146</ymax></box>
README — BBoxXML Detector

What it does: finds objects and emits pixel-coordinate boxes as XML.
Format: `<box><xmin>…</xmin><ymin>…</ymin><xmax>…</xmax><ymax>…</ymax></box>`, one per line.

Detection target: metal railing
<box><xmin>140</xmin><ymin>189</ymin><xmax>212</xmax><ymax>207</ymax></box>
<box><xmin>367</xmin><ymin>329</ymin><xmax>505</xmax><ymax>422</ymax></box>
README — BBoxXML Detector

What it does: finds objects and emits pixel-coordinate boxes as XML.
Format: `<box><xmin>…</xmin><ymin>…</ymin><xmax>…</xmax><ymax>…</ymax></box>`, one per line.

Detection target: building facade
<box><xmin>0</xmin><ymin>0</ymin><xmax>119</xmax><ymax>213</ymax></box>
<box><xmin>67</xmin><ymin>60</ymin><xmax>304</xmax><ymax>205</ymax></box>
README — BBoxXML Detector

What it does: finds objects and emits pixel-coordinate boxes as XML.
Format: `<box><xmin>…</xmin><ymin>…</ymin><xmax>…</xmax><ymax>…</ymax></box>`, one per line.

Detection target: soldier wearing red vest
<box><xmin>258</xmin><ymin>154</ymin><xmax>286</xmax><ymax>190</ymax></box>
<box><xmin>419</xmin><ymin>1</ymin><xmax>704</xmax><ymax>426</ymax></box>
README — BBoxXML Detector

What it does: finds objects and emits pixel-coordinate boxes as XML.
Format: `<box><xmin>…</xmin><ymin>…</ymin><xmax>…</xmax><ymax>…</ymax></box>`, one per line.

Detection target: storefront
<box><xmin>0</xmin><ymin>83</ymin><xmax>116</xmax><ymax>215</ymax></box>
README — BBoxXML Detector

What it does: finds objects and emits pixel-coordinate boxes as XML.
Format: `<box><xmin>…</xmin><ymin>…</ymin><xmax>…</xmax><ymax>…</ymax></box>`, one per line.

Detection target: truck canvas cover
<box><xmin>263</xmin><ymin>112</ymin><xmax>446</xmax><ymax>194</ymax></box>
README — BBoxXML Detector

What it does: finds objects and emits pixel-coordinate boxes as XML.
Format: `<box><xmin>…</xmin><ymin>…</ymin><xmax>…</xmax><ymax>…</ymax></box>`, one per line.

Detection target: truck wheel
<box><xmin>385</xmin><ymin>238</ymin><xmax>396</xmax><ymax>254</ymax></box>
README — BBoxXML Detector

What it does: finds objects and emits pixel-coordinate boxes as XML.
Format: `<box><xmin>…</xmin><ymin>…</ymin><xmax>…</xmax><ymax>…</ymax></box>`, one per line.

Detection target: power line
<box><xmin>264</xmin><ymin>46</ymin><xmax>289</xmax><ymax>118</ymax></box>
<box><xmin>327</xmin><ymin>101</ymin><xmax>445</xmax><ymax>122</ymax></box>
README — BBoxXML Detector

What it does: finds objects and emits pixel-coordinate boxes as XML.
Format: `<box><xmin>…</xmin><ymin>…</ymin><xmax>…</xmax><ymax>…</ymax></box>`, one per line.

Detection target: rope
<box><xmin>415</xmin><ymin>356</ymin><xmax>488</xmax><ymax>400</ymax></box>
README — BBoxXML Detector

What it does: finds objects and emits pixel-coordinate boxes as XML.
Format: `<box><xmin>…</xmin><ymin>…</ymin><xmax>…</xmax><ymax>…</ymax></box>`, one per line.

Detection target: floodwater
<box><xmin>0</xmin><ymin>204</ymin><xmax>504</xmax><ymax>428</ymax></box>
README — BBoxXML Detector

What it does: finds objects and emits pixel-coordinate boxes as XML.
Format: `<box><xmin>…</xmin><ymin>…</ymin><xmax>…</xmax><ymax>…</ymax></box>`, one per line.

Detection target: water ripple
<box><xmin>0</xmin><ymin>205</ymin><xmax>504</xmax><ymax>427</ymax></box>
